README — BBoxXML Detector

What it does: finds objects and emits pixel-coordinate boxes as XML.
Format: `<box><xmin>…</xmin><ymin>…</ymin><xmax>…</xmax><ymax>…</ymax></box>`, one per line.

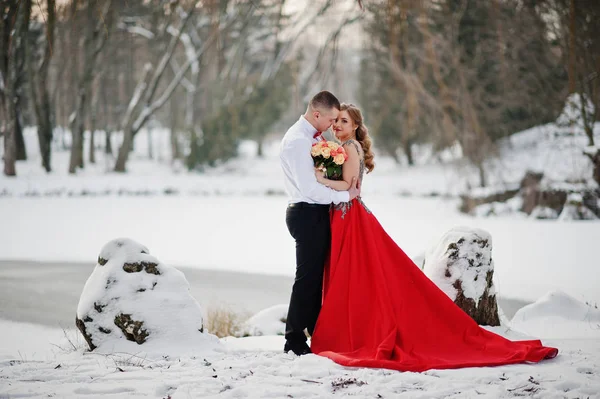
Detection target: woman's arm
<box><xmin>315</xmin><ymin>142</ymin><xmax>360</xmax><ymax>192</ymax></box>
<box><xmin>284</xmin><ymin>137</ymin><xmax>350</xmax><ymax>204</ymax></box>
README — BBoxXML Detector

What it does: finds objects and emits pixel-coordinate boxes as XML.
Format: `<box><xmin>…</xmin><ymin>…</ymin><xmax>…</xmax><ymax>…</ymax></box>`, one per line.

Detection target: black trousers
<box><xmin>284</xmin><ymin>203</ymin><xmax>331</xmax><ymax>344</ymax></box>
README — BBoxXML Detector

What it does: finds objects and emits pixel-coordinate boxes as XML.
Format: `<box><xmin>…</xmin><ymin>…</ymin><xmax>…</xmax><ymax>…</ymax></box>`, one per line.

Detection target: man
<box><xmin>279</xmin><ymin>91</ymin><xmax>360</xmax><ymax>356</ymax></box>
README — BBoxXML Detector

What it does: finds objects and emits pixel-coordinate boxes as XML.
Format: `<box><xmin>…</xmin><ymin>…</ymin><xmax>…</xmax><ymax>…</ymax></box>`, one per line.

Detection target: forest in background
<box><xmin>0</xmin><ymin>0</ymin><xmax>598</xmax><ymax>187</ymax></box>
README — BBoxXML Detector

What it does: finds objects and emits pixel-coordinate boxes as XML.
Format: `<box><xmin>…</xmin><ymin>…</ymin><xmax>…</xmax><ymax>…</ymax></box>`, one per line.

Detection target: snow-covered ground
<box><xmin>1</xmin><ymin>290</ymin><xmax>599</xmax><ymax>398</ymax></box>
<box><xmin>1</xmin><ymin>121</ymin><xmax>600</xmax><ymax>397</ymax></box>
<box><xmin>1</xmin><ymin>125</ymin><xmax>599</xmax><ymax>303</ymax></box>
<box><xmin>2</xmin><ymin>195</ymin><xmax>599</xmax><ymax>306</ymax></box>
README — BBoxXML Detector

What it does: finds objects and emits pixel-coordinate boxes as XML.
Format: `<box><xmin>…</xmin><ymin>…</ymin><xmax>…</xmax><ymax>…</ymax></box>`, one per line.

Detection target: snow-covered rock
<box><xmin>472</xmin><ymin>197</ymin><xmax>524</xmax><ymax>218</ymax></box>
<box><xmin>240</xmin><ymin>304</ymin><xmax>288</xmax><ymax>337</ymax></box>
<box><xmin>76</xmin><ymin>238</ymin><xmax>219</xmax><ymax>354</ymax></box>
<box><xmin>512</xmin><ymin>290</ymin><xmax>600</xmax><ymax>339</ymax></box>
<box><xmin>558</xmin><ymin>192</ymin><xmax>598</xmax><ymax>220</ymax></box>
<box><xmin>423</xmin><ymin>227</ymin><xmax>500</xmax><ymax>326</ymax></box>
<box><xmin>530</xmin><ymin>206</ymin><xmax>559</xmax><ymax>220</ymax></box>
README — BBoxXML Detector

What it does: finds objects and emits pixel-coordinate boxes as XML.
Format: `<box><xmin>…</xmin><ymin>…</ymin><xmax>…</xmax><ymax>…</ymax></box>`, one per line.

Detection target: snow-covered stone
<box><xmin>240</xmin><ymin>304</ymin><xmax>288</xmax><ymax>337</ymax></box>
<box><xmin>472</xmin><ymin>197</ymin><xmax>524</xmax><ymax>218</ymax></box>
<box><xmin>76</xmin><ymin>238</ymin><xmax>219</xmax><ymax>354</ymax></box>
<box><xmin>530</xmin><ymin>206</ymin><xmax>559</xmax><ymax>220</ymax></box>
<box><xmin>558</xmin><ymin>193</ymin><xmax>598</xmax><ymax>220</ymax></box>
<box><xmin>423</xmin><ymin>227</ymin><xmax>500</xmax><ymax>326</ymax></box>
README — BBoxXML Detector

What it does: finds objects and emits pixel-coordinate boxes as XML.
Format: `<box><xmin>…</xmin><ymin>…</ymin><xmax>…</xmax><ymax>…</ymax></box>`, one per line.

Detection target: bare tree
<box><xmin>114</xmin><ymin>3</ymin><xmax>252</xmax><ymax>172</ymax></box>
<box><xmin>68</xmin><ymin>0</ymin><xmax>113</xmax><ymax>174</ymax></box>
<box><xmin>26</xmin><ymin>0</ymin><xmax>56</xmax><ymax>172</ymax></box>
<box><xmin>1</xmin><ymin>0</ymin><xmax>31</xmax><ymax>176</ymax></box>
<box><xmin>114</xmin><ymin>6</ymin><xmax>195</xmax><ymax>172</ymax></box>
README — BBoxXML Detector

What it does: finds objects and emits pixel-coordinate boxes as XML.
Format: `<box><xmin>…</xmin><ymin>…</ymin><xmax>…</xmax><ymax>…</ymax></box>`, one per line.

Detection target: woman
<box><xmin>310</xmin><ymin>103</ymin><xmax>558</xmax><ymax>372</ymax></box>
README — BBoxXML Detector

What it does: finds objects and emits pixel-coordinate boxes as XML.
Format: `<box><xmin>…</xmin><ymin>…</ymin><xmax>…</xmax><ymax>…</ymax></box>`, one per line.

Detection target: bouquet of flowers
<box><xmin>311</xmin><ymin>141</ymin><xmax>348</xmax><ymax>180</ymax></box>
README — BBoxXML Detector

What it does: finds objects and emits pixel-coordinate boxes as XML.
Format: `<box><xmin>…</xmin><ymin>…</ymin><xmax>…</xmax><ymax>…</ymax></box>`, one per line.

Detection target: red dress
<box><xmin>310</xmin><ymin>143</ymin><xmax>558</xmax><ymax>372</ymax></box>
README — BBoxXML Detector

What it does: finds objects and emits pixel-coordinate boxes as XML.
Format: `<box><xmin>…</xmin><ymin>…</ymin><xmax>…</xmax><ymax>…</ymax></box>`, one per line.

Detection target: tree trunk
<box><xmin>585</xmin><ymin>149</ymin><xmax>600</xmax><ymax>187</ymax></box>
<box><xmin>114</xmin><ymin>64</ymin><xmax>153</xmax><ymax>172</ymax></box>
<box><xmin>2</xmin><ymin>126</ymin><xmax>17</xmax><ymax>176</ymax></box>
<box><xmin>2</xmin><ymin>0</ymin><xmax>30</xmax><ymax>176</ymax></box>
<box><xmin>170</xmin><ymin>129</ymin><xmax>180</xmax><ymax>161</ymax></box>
<box><xmin>114</xmin><ymin>119</ymin><xmax>136</xmax><ymax>172</ymax></box>
<box><xmin>403</xmin><ymin>139</ymin><xmax>414</xmax><ymax>166</ymax></box>
<box><xmin>105</xmin><ymin>132</ymin><xmax>112</xmax><ymax>155</ymax></box>
<box><xmin>170</xmin><ymin>96</ymin><xmax>181</xmax><ymax>161</ymax></box>
<box><xmin>89</xmin><ymin>71</ymin><xmax>102</xmax><ymax>164</ymax></box>
<box><xmin>257</xmin><ymin>139</ymin><xmax>264</xmax><ymax>158</ymax></box>
<box><xmin>387</xmin><ymin>147</ymin><xmax>401</xmax><ymax>165</ymax></box>
<box><xmin>26</xmin><ymin>0</ymin><xmax>55</xmax><ymax>172</ymax></box>
<box><xmin>101</xmin><ymin>74</ymin><xmax>112</xmax><ymax>156</ymax></box>
<box><xmin>578</xmin><ymin>91</ymin><xmax>595</xmax><ymax>147</ymax></box>
<box><xmin>2</xmin><ymin>78</ymin><xmax>17</xmax><ymax>174</ymax></box>
<box><xmin>68</xmin><ymin>0</ymin><xmax>112</xmax><ymax>174</ymax></box>
<box><xmin>147</xmin><ymin>126</ymin><xmax>153</xmax><ymax>160</ymax></box>
<box><xmin>15</xmin><ymin>118</ymin><xmax>26</xmax><ymax>161</ymax></box>
<box><xmin>36</xmin><ymin>109</ymin><xmax>53</xmax><ymax>171</ymax></box>
<box><xmin>568</xmin><ymin>0</ymin><xmax>576</xmax><ymax>94</ymax></box>
<box><xmin>477</xmin><ymin>162</ymin><xmax>487</xmax><ymax>188</ymax></box>
<box><xmin>13</xmin><ymin>0</ymin><xmax>30</xmax><ymax>162</ymax></box>
<box><xmin>89</xmin><ymin>130</ymin><xmax>96</xmax><ymax>163</ymax></box>
<box><xmin>68</xmin><ymin>83</ymin><xmax>87</xmax><ymax>172</ymax></box>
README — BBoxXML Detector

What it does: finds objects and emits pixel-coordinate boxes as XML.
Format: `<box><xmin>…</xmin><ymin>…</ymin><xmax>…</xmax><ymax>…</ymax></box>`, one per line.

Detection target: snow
<box><xmin>511</xmin><ymin>290</ymin><xmax>600</xmax><ymax>340</ymax></box>
<box><xmin>2</xmin><ymin>117</ymin><xmax>600</xmax><ymax>396</ymax></box>
<box><xmin>482</xmin><ymin>122</ymin><xmax>598</xmax><ymax>189</ymax></box>
<box><xmin>76</xmin><ymin>238</ymin><xmax>219</xmax><ymax>355</ymax></box>
<box><xmin>1</xmin><ymin>195</ymin><xmax>599</xmax><ymax>307</ymax></box>
<box><xmin>2</xmin><ymin>118</ymin><xmax>599</xmax><ymax>198</ymax></box>
<box><xmin>241</xmin><ymin>304</ymin><xmax>288</xmax><ymax>337</ymax></box>
<box><xmin>557</xmin><ymin>193</ymin><xmax>598</xmax><ymax>221</ymax></box>
<box><xmin>125</xmin><ymin>25</ymin><xmax>155</xmax><ymax>39</ymax></box>
<box><xmin>529</xmin><ymin>206</ymin><xmax>559</xmax><ymax>220</ymax></box>
<box><xmin>471</xmin><ymin>196</ymin><xmax>525</xmax><ymax>218</ymax></box>
<box><xmin>584</xmin><ymin>145</ymin><xmax>599</xmax><ymax>157</ymax></box>
<box><xmin>422</xmin><ymin>227</ymin><xmax>494</xmax><ymax>304</ymax></box>
<box><xmin>556</xmin><ymin>93</ymin><xmax>595</xmax><ymax>131</ymax></box>
<box><xmin>2</xmin><ymin>291</ymin><xmax>600</xmax><ymax>398</ymax></box>
<box><xmin>179</xmin><ymin>32</ymin><xmax>199</xmax><ymax>75</ymax></box>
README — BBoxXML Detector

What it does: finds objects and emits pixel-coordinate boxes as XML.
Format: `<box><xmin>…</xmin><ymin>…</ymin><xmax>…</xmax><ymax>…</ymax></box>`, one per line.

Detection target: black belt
<box><xmin>288</xmin><ymin>202</ymin><xmax>329</xmax><ymax>209</ymax></box>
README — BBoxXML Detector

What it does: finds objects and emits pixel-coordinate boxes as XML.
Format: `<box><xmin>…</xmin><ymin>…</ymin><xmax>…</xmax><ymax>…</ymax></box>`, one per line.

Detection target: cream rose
<box><xmin>334</xmin><ymin>153</ymin><xmax>345</xmax><ymax>165</ymax></box>
<box><xmin>311</xmin><ymin>146</ymin><xmax>321</xmax><ymax>157</ymax></box>
<box><xmin>321</xmin><ymin>148</ymin><xmax>331</xmax><ymax>158</ymax></box>
<box><xmin>328</xmin><ymin>142</ymin><xmax>340</xmax><ymax>151</ymax></box>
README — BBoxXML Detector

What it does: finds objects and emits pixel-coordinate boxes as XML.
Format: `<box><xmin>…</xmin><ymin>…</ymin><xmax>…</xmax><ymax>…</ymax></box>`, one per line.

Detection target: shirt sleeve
<box><xmin>284</xmin><ymin>137</ymin><xmax>350</xmax><ymax>204</ymax></box>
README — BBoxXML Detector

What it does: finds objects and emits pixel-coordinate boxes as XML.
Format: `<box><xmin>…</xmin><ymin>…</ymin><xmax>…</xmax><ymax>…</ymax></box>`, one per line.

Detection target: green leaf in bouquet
<box><xmin>326</xmin><ymin>164</ymin><xmax>343</xmax><ymax>180</ymax></box>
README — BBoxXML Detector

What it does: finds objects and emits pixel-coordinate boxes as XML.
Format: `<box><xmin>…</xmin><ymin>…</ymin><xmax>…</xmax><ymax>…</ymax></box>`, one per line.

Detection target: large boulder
<box><xmin>76</xmin><ymin>238</ymin><xmax>217</xmax><ymax>353</ymax></box>
<box><xmin>422</xmin><ymin>227</ymin><xmax>500</xmax><ymax>326</ymax></box>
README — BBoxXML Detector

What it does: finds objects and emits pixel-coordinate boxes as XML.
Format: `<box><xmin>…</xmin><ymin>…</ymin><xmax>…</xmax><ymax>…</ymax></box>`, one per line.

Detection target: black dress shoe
<box><xmin>284</xmin><ymin>340</ymin><xmax>312</xmax><ymax>356</ymax></box>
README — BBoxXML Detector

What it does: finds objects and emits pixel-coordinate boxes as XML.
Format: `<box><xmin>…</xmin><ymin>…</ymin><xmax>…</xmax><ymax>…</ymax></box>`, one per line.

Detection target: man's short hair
<box><xmin>309</xmin><ymin>91</ymin><xmax>341</xmax><ymax>111</ymax></box>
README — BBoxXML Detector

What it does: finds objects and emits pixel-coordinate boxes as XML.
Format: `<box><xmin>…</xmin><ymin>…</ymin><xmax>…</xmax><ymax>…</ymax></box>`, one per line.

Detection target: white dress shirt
<box><xmin>280</xmin><ymin>115</ymin><xmax>350</xmax><ymax>205</ymax></box>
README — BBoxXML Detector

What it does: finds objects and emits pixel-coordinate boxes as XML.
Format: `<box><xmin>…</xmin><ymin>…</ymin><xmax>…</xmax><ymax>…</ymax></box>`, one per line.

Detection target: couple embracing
<box><xmin>279</xmin><ymin>91</ymin><xmax>557</xmax><ymax>372</ymax></box>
